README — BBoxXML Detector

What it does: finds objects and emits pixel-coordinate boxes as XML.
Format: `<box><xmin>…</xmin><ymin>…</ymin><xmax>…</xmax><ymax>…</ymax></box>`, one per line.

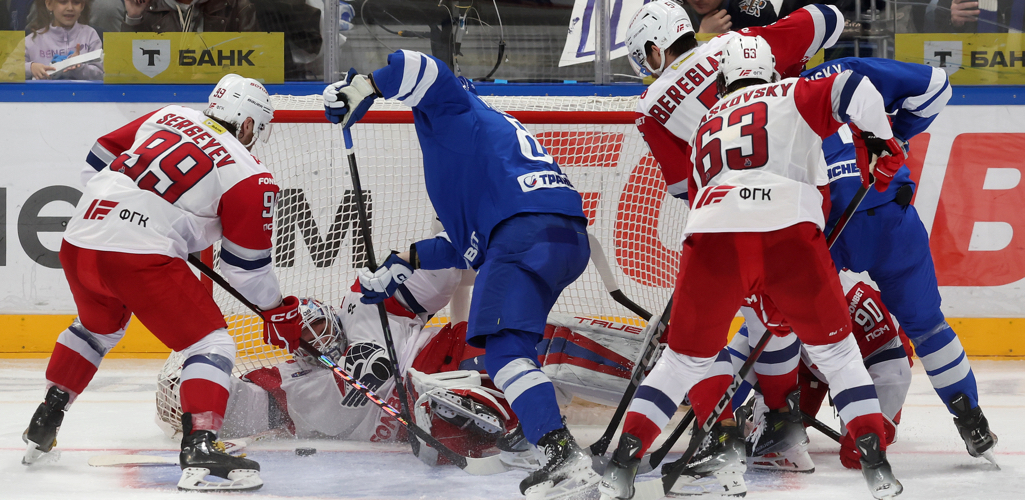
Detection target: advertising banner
<box><xmin>560</xmin><ymin>0</ymin><xmax>648</xmax><ymax>67</ymax></box>
<box><xmin>897</xmin><ymin>33</ymin><xmax>1025</xmax><ymax>85</ymax></box>
<box><xmin>0</xmin><ymin>31</ymin><xmax>26</xmax><ymax>83</ymax></box>
<box><xmin>103</xmin><ymin>32</ymin><xmax>284</xmax><ymax>84</ymax></box>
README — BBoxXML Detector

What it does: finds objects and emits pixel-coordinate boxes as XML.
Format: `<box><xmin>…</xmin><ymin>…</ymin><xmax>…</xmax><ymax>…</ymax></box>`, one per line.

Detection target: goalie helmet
<box><xmin>204</xmin><ymin>73</ymin><xmax>275</xmax><ymax>148</ymax></box>
<box><xmin>294</xmin><ymin>297</ymin><xmax>346</xmax><ymax>365</ymax></box>
<box><xmin>625</xmin><ymin>0</ymin><xmax>694</xmax><ymax>77</ymax></box>
<box><xmin>716</xmin><ymin>35</ymin><xmax>779</xmax><ymax>98</ymax></box>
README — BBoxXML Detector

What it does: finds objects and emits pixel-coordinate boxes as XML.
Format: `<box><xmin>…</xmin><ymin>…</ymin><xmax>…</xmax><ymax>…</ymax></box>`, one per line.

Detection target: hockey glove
<box><xmin>323</xmin><ymin>68</ymin><xmax>378</xmax><ymax>128</ymax></box>
<box><xmin>358</xmin><ymin>252</ymin><xmax>415</xmax><ymax>304</ymax></box>
<box><xmin>850</xmin><ymin>125</ymin><xmax>907</xmax><ymax>192</ymax></box>
<box><xmin>261</xmin><ymin>296</ymin><xmax>303</xmax><ymax>352</ymax></box>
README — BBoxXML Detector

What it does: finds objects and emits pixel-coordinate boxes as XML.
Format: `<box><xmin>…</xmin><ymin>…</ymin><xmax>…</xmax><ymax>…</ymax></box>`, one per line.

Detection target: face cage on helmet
<box><xmin>294</xmin><ymin>302</ymin><xmax>346</xmax><ymax>365</ymax></box>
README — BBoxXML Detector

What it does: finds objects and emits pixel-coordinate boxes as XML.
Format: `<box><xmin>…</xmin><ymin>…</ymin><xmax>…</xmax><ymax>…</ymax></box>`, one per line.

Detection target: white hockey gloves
<box><xmin>358</xmin><ymin>252</ymin><xmax>414</xmax><ymax>304</ymax></box>
<box><xmin>324</xmin><ymin>68</ymin><xmax>378</xmax><ymax>128</ymax></box>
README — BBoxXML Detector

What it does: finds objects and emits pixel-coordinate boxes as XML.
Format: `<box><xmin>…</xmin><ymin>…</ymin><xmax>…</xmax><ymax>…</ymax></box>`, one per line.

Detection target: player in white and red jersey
<box><xmin>599</xmin><ymin>35</ymin><xmax>907</xmax><ymax>500</ymax></box>
<box><xmin>626</xmin><ymin>0</ymin><xmax>843</xmax><ymax>200</ymax></box>
<box><xmin>22</xmin><ymin>74</ymin><xmax>304</xmax><ymax>492</ymax></box>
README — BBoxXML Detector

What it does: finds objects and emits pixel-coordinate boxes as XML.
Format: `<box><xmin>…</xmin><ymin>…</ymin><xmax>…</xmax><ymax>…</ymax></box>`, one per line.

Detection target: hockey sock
<box><xmin>45</xmin><ymin>319</ymin><xmax>126</xmax><ymax>397</ymax></box>
<box><xmin>689</xmin><ymin>349</ymin><xmax>735</xmax><ymax>427</ymax></box>
<box><xmin>753</xmin><ymin>332</ymin><xmax>800</xmax><ymax>410</ymax></box>
<box><xmin>911</xmin><ymin>323</ymin><xmax>979</xmax><ymax>413</ymax></box>
<box><xmin>485</xmin><ymin>329</ymin><xmax>563</xmax><ymax>445</ymax></box>
<box><xmin>623</xmin><ymin>349</ymin><xmax>716</xmax><ymax>457</ymax></box>
<box><xmin>804</xmin><ymin>336</ymin><xmax>885</xmax><ymax>446</ymax></box>
<box><xmin>727</xmin><ymin>324</ymin><xmax>759</xmax><ymax>410</ymax></box>
<box><xmin>179</xmin><ymin>329</ymin><xmax>235</xmax><ymax>433</ymax></box>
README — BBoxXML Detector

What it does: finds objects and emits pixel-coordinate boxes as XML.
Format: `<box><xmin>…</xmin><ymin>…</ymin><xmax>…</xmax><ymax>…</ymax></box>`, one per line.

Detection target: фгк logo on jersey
<box><xmin>693</xmin><ymin>185</ymin><xmax>734</xmax><ymax>209</ymax></box>
<box><xmin>83</xmin><ymin>199</ymin><xmax>119</xmax><ymax>220</ymax></box>
<box><xmin>517</xmin><ymin>171</ymin><xmax>577</xmax><ymax>192</ymax></box>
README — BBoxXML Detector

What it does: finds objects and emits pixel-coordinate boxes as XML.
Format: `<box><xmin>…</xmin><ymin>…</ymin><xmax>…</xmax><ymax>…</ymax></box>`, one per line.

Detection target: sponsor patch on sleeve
<box><xmin>517</xmin><ymin>171</ymin><xmax>577</xmax><ymax>192</ymax></box>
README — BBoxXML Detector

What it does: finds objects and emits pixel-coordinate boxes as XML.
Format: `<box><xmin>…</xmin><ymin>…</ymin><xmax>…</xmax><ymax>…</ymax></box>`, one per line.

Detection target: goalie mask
<box><xmin>205</xmin><ymin>73</ymin><xmax>275</xmax><ymax>149</ymax></box>
<box><xmin>625</xmin><ymin>0</ymin><xmax>694</xmax><ymax>77</ymax></box>
<box><xmin>716</xmin><ymin>35</ymin><xmax>779</xmax><ymax>98</ymax></box>
<box><xmin>295</xmin><ymin>297</ymin><xmax>346</xmax><ymax>365</ymax></box>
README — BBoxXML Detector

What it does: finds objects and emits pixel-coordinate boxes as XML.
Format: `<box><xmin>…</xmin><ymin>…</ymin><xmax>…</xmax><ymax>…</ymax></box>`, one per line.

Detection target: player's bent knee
<box><xmin>180</xmin><ymin>328</ymin><xmax>237</xmax><ymax>363</ymax></box>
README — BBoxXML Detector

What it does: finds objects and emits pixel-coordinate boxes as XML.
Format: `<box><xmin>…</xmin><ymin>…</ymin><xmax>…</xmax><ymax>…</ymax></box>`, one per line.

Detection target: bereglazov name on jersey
<box><xmin>517</xmin><ymin>171</ymin><xmax>576</xmax><ymax>192</ymax></box>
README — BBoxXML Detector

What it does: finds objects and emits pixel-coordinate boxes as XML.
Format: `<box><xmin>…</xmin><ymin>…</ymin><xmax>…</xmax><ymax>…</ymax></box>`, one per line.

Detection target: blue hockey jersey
<box><xmin>802</xmin><ymin>57</ymin><xmax>951</xmax><ymax>233</ymax></box>
<box><xmin>370</xmin><ymin>50</ymin><xmax>585</xmax><ymax>269</ymax></box>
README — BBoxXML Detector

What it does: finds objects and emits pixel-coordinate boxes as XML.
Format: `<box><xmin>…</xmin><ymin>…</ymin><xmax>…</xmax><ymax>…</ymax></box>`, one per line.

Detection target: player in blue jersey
<box><xmin>322</xmin><ymin>50</ymin><xmax>598</xmax><ymax>497</ymax></box>
<box><xmin>803</xmin><ymin>57</ymin><xmax>998</xmax><ymax>465</ymax></box>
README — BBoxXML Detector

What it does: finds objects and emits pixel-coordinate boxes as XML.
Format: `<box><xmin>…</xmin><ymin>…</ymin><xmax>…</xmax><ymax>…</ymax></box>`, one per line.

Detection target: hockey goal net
<box><xmin>156</xmin><ymin>94</ymin><xmax>689</xmax><ymax>431</ymax></box>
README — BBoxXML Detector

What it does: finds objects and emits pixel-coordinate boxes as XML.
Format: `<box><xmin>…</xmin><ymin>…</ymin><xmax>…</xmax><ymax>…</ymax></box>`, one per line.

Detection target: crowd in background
<box><xmin>2</xmin><ymin>0</ymin><xmax>1021</xmax><ymax>82</ymax></box>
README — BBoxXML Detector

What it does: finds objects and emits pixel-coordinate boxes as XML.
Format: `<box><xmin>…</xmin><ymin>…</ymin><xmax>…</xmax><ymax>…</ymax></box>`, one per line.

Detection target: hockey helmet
<box><xmin>625</xmin><ymin>0</ymin><xmax>694</xmax><ymax>77</ymax></box>
<box><xmin>295</xmin><ymin>297</ymin><xmax>346</xmax><ymax>365</ymax></box>
<box><xmin>716</xmin><ymin>35</ymin><xmax>779</xmax><ymax>97</ymax></box>
<box><xmin>204</xmin><ymin>73</ymin><xmax>275</xmax><ymax>148</ymax></box>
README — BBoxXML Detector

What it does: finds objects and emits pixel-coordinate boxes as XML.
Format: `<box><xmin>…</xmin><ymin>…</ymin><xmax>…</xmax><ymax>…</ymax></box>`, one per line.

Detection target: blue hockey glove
<box><xmin>358</xmin><ymin>252</ymin><xmax>415</xmax><ymax>304</ymax></box>
<box><xmin>339</xmin><ymin>1</ymin><xmax>355</xmax><ymax>31</ymax></box>
<box><xmin>324</xmin><ymin>68</ymin><xmax>377</xmax><ymax>128</ymax></box>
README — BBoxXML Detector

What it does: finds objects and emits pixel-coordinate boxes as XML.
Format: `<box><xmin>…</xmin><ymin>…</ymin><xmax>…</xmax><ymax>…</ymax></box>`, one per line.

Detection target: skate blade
<box><xmin>982</xmin><ymin>449</ymin><xmax>1000</xmax><ymax>470</ymax></box>
<box><xmin>22</xmin><ymin>442</ymin><xmax>60</xmax><ymax>466</ymax></box>
<box><xmin>870</xmin><ymin>481</ymin><xmax>903</xmax><ymax>500</ymax></box>
<box><xmin>177</xmin><ymin>467</ymin><xmax>263</xmax><ymax>492</ymax></box>
<box><xmin>747</xmin><ymin>452</ymin><xmax>815</xmax><ymax>473</ymax></box>
<box><xmin>524</xmin><ymin>469</ymin><xmax>601</xmax><ymax>500</ymax></box>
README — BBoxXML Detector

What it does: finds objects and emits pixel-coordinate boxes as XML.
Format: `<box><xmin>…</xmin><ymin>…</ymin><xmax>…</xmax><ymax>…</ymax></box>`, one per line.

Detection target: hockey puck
<box><xmin>295</xmin><ymin>447</ymin><xmax>317</xmax><ymax>457</ymax></box>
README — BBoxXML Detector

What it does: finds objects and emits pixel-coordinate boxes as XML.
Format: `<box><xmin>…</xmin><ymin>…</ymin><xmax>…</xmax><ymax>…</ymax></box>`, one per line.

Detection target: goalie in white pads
<box><xmin>22</xmin><ymin>74</ymin><xmax>306</xmax><ymax>493</ymax></box>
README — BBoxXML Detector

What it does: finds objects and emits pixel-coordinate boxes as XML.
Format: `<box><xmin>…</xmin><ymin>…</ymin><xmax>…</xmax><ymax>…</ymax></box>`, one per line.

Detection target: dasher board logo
<box><xmin>518</xmin><ymin>171</ymin><xmax>576</xmax><ymax>192</ymax></box>
<box><xmin>133</xmin><ymin>39</ymin><xmax>170</xmax><ymax>78</ymax></box>
<box><xmin>924</xmin><ymin>41</ymin><xmax>962</xmax><ymax>77</ymax></box>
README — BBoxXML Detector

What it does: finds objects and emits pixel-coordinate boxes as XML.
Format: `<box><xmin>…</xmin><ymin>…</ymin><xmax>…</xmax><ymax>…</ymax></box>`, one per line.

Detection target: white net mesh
<box><xmin>167</xmin><ymin>95</ymin><xmax>687</xmax><ymax>400</ymax></box>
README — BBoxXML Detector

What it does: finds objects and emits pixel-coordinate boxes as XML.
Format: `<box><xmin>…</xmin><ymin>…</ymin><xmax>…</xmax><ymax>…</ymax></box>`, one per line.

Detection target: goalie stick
<box><xmin>626</xmin><ymin>177</ymin><xmax>877</xmax><ymax>500</ymax></box>
<box><xmin>341</xmin><ymin>128</ymin><xmax>423</xmax><ymax>459</ymax></box>
<box><xmin>185</xmin><ymin>255</ymin><xmax>508</xmax><ymax>476</ymax></box>
<box><xmin>587</xmin><ymin>233</ymin><xmax>653</xmax><ymax>320</ymax></box>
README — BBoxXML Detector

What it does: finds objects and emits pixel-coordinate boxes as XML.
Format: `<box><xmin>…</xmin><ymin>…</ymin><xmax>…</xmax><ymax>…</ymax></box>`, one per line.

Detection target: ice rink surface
<box><xmin>1</xmin><ymin>358</ymin><xmax>1020</xmax><ymax>500</ymax></box>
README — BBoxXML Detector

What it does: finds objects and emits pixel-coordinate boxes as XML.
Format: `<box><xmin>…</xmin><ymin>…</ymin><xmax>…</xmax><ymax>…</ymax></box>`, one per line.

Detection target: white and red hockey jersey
<box><xmin>66</xmin><ymin>105</ymin><xmax>282</xmax><ymax>309</ymax></box>
<box><xmin>243</xmin><ymin>288</ymin><xmax>431</xmax><ymax>441</ymax></box>
<box><xmin>636</xmin><ymin>4</ymin><xmax>843</xmax><ymax>199</ymax></box>
<box><xmin>683</xmin><ymin>71</ymin><xmax>894</xmax><ymax>237</ymax></box>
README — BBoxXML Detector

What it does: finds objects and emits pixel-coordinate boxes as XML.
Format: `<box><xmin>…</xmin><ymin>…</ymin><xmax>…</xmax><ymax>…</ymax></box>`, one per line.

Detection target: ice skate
<box><xmin>667</xmin><ymin>422</ymin><xmax>747</xmax><ymax>498</ymax></box>
<box><xmin>498</xmin><ymin>423</ymin><xmax>541</xmax><ymax>470</ymax></box>
<box><xmin>520</xmin><ymin>427</ymin><xmax>600</xmax><ymax>500</ymax></box>
<box><xmin>857</xmin><ymin>433</ymin><xmax>902</xmax><ymax>499</ymax></box>
<box><xmin>949</xmin><ymin>393</ymin><xmax>999</xmax><ymax>467</ymax></box>
<box><xmin>177</xmin><ymin>413</ymin><xmax>262</xmax><ymax>492</ymax></box>
<box><xmin>742</xmin><ymin>392</ymin><xmax>814</xmax><ymax>472</ymax></box>
<box><xmin>598</xmin><ymin>433</ymin><xmax>642</xmax><ymax>500</ymax></box>
<box><xmin>22</xmin><ymin>386</ymin><xmax>70</xmax><ymax>465</ymax></box>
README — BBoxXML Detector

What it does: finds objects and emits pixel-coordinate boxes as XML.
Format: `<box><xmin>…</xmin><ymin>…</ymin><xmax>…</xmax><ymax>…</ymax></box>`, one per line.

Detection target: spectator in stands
<box><xmin>24</xmin><ymin>0</ymin><xmax>103</xmax><ymax>80</ymax></box>
<box><xmin>681</xmin><ymin>0</ymin><xmax>813</xmax><ymax>34</ymax></box>
<box><xmin>121</xmin><ymin>0</ymin><xmax>258</xmax><ymax>32</ymax></box>
<box><xmin>87</xmin><ymin>0</ymin><xmax>123</xmax><ymax>38</ymax></box>
<box><xmin>946</xmin><ymin>0</ymin><xmax>1025</xmax><ymax>32</ymax></box>
<box><xmin>253</xmin><ymin>0</ymin><xmax>322</xmax><ymax>81</ymax></box>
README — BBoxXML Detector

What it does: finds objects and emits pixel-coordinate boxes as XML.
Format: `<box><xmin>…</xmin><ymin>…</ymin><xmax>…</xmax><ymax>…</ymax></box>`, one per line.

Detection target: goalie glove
<box><xmin>261</xmin><ymin>296</ymin><xmax>303</xmax><ymax>352</ymax></box>
<box><xmin>358</xmin><ymin>252</ymin><xmax>414</xmax><ymax>304</ymax></box>
<box><xmin>323</xmin><ymin>68</ymin><xmax>378</xmax><ymax>128</ymax></box>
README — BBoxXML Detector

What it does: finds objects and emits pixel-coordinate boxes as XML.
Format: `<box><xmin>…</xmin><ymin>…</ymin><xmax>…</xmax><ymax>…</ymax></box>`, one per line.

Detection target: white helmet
<box><xmin>294</xmin><ymin>297</ymin><xmax>346</xmax><ymax>365</ymax></box>
<box><xmin>204</xmin><ymin>73</ymin><xmax>275</xmax><ymax>148</ymax></box>
<box><xmin>625</xmin><ymin>0</ymin><xmax>694</xmax><ymax>77</ymax></box>
<box><xmin>717</xmin><ymin>35</ymin><xmax>779</xmax><ymax>97</ymax></box>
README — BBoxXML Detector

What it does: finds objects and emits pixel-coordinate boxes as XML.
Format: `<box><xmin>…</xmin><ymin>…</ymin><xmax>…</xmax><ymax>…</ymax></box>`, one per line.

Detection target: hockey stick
<box><xmin>87</xmin><ymin>429</ymin><xmax>288</xmax><ymax>467</ymax></box>
<box><xmin>803</xmin><ymin>410</ymin><xmax>842</xmax><ymax>443</ymax></box>
<box><xmin>341</xmin><ymin>128</ymin><xmax>422</xmax><ymax>457</ymax></box>
<box><xmin>587</xmin><ymin>233</ymin><xmax>652</xmax><ymax>319</ymax></box>
<box><xmin>589</xmin><ymin>297</ymin><xmax>671</xmax><ymax>457</ymax></box>
<box><xmin>185</xmin><ymin>254</ymin><xmax>508</xmax><ymax>475</ymax></box>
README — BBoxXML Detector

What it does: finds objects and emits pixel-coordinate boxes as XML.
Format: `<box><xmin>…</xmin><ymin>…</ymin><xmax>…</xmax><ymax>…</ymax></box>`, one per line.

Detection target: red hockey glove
<box><xmin>871</xmin><ymin>136</ymin><xmax>908</xmax><ymax>193</ymax></box>
<box><xmin>848</xmin><ymin>124</ymin><xmax>874</xmax><ymax>189</ymax></box>
<box><xmin>261</xmin><ymin>296</ymin><xmax>302</xmax><ymax>352</ymax></box>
